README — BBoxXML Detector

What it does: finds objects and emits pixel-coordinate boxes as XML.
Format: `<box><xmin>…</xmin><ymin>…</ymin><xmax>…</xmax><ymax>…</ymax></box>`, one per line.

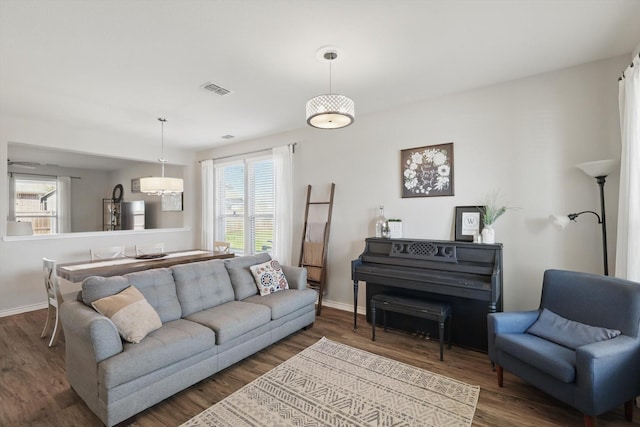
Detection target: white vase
<box><xmin>481</xmin><ymin>226</ymin><xmax>495</xmax><ymax>244</ymax></box>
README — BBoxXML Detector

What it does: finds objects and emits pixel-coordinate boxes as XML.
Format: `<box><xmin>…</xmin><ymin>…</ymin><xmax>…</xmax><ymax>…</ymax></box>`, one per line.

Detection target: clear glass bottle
<box><xmin>375</xmin><ymin>205</ymin><xmax>387</xmax><ymax>238</ymax></box>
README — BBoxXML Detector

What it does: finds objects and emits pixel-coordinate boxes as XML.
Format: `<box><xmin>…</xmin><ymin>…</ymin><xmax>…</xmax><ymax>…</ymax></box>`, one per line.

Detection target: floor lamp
<box><xmin>552</xmin><ymin>159</ymin><xmax>618</xmax><ymax>276</ymax></box>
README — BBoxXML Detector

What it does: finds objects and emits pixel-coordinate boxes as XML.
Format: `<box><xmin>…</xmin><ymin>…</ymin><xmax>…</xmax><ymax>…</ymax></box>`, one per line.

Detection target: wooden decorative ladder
<box><xmin>298</xmin><ymin>183</ymin><xmax>335</xmax><ymax>316</ymax></box>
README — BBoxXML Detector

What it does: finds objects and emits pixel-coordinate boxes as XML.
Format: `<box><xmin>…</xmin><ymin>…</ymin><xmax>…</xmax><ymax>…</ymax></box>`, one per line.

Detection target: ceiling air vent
<box><xmin>221</xmin><ymin>135</ymin><xmax>235</xmax><ymax>140</ymax></box>
<box><xmin>201</xmin><ymin>82</ymin><xmax>231</xmax><ymax>96</ymax></box>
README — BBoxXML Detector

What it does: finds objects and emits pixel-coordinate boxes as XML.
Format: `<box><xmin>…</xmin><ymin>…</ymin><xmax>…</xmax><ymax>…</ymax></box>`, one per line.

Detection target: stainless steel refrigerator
<box><xmin>121</xmin><ymin>201</ymin><xmax>145</xmax><ymax>230</ymax></box>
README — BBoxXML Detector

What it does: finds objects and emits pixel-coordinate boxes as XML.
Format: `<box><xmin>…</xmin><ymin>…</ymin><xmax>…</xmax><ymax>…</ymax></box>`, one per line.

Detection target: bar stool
<box><xmin>90</xmin><ymin>245</ymin><xmax>126</xmax><ymax>261</ymax></box>
<box><xmin>214</xmin><ymin>241</ymin><xmax>231</xmax><ymax>253</ymax></box>
<box><xmin>41</xmin><ymin>258</ymin><xmax>64</xmax><ymax>347</ymax></box>
<box><xmin>135</xmin><ymin>243</ymin><xmax>164</xmax><ymax>256</ymax></box>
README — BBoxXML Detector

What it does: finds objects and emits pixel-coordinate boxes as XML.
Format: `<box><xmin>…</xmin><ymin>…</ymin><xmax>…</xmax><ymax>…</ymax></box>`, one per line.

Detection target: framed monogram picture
<box><xmin>401</xmin><ymin>142</ymin><xmax>454</xmax><ymax>198</ymax></box>
<box><xmin>455</xmin><ymin>205</ymin><xmax>485</xmax><ymax>242</ymax></box>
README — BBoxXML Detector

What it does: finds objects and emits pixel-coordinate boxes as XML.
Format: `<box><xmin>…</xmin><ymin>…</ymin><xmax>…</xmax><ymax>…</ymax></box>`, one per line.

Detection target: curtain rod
<box><xmin>618</xmin><ymin>52</ymin><xmax>639</xmax><ymax>81</ymax></box>
<box><xmin>199</xmin><ymin>142</ymin><xmax>297</xmax><ymax>163</ymax></box>
<box><xmin>9</xmin><ymin>172</ymin><xmax>81</xmax><ymax>179</ymax></box>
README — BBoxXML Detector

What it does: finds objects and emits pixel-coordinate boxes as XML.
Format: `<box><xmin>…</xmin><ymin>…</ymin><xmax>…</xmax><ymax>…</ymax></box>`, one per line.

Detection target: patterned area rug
<box><xmin>181</xmin><ymin>337</ymin><xmax>480</xmax><ymax>427</ymax></box>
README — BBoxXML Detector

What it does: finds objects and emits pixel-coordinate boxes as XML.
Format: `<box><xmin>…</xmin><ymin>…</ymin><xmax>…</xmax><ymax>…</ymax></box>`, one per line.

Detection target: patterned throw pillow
<box><xmin>91</xmin><ymin>285</ymin><xmax>162</xmax><ymax>343</ymax></box>
<box><xmin>249</xmin><ymin>259</ymin><xmax>290</xmax><ymax>296</ymax></box>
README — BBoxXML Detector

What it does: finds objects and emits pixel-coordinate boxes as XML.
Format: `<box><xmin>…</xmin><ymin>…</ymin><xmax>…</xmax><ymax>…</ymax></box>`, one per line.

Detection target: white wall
<box><xmin>0</xmin><ymin>54</ymin><xmax>627</xmax><ymax>316</ymax></box>
<box><xmin>109</xmin><ymin>163</ymin><xmax>185</xmax><ymax>229</ymax></box>
<box><xmin>7</xmin><ymin>164</ymin><xmax>112</xmax><ymax>232</ymax></box>
<box><xmin>199</xmin><ymin>55</ymin><xmax>627</xmax><ymax>313</ymax></box>
<box><xmin>0</xmin><ymin>116</ymin><xmax>197</xmax><ymax>316</ymax></box>
<box><xmin>8</xmin><ymin>161</ymin><xmax>186</xmax><ymax>232</ymax></box>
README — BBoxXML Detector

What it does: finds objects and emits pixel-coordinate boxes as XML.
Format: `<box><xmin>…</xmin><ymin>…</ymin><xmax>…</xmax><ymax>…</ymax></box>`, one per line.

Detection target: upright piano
<box><xmin>351</xmin><ymin>237</ymin><xmax>503</xmax><ymax>352</ymax></box>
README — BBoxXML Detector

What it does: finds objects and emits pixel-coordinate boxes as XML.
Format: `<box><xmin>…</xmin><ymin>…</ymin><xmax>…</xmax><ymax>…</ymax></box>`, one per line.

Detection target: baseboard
<box><xmin>0</xmin><ymin>302</ymin><xmax>47</xmax><ymax>318</ymax></box>
<box><xmin>321</xmin><ymin>299</ymin><xmax>366</xmax><ymax>316</ymax></box>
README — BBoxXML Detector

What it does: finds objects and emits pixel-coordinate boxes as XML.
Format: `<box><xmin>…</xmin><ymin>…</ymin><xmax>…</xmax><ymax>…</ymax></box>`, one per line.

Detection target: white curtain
<box><xmin>201</xmin><ymin>160</ymin><xmax>215</xmax><ymax>251</ymax></box>
<box><xmin>57</xmin><ymin>176</ymin><xmax>71</xmax><ymax>233</ymax></box>
<box><xmin>616</xmin><ymin>54</ymin><xmax>640</xmax><ymax>281</ymax></box>
<box><xmin>273</xmin><ymin>144</ymin><xmax>293</xmax><ymax>265</ymax></box>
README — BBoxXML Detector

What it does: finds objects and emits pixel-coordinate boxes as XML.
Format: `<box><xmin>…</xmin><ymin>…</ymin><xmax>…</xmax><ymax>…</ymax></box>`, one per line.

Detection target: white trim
<box><xmin>322</xmin><ymin>298</ymin><xmax>366</xmax><ymax>316</ymax></box>
<box><xmin>3</xmin><ymin>227</ymin><xmax>192</xmax><ymax>242</ymax></box>
<box><xmin>213</xmin><ymin>149</ymin><xmax>271</xmax><ymax>165</ymax></box>
<box><xmin>0</xmin><ymin>302</ymin><xmax>47</xmax><ymax>318</ymax></box>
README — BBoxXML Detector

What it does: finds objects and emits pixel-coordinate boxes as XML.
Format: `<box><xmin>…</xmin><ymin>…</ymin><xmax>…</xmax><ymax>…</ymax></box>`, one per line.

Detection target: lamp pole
<box><xmin>573</xmin><ymin>159</ymin><xmax>617</xmax><ymax>276</ymax></box>
<box><xmin>596</xmin><ymin>175</ymin><xmax>609</xmax><ymax>276</ymax></box>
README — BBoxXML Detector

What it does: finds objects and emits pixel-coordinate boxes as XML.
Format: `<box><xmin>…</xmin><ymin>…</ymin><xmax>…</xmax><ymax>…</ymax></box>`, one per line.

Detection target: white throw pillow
<box><xmin>250</xmin><ymin>259</ymin><xmax>289</xmax><ymax>296</ymax></box>
<box><xmin>91</xmin><ymin>285</ymin><xmax>162</xmax><ymax>343</ymax></box>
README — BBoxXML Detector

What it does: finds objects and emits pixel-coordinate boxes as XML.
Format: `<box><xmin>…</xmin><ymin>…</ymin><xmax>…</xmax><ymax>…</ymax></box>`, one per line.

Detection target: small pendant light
<box><xmin>139</xmin><ymin>118</ymin><xmax>184</xmax><ymax>195</ymax></box>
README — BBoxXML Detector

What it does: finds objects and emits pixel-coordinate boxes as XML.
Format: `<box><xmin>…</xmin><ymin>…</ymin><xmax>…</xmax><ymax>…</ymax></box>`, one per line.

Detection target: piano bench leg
<box><xmin>497</xmin><ymin>365</ymin><xmax>504</xmax><ymax>387</ymax></box>
<box><xmin>383</xmin><ymin>310</ymin><xmax>387</xmax><ymax>332</ymax></box>
<box><xmin>371</xmin><ymin>304</ymin><xmax>376</xmax><ymax>341</ymax></box>
<box><xmin>438</xmin><ymin>320</ymin><xmax>445</xmax><ymax>361</ymax></box>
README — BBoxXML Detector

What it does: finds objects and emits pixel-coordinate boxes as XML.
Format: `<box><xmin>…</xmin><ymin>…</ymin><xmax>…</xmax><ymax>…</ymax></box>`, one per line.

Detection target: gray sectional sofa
<box><xmin>60</xmin><ymin>253</ymin><xmax>317</xmax><ymax>427</ymax></box>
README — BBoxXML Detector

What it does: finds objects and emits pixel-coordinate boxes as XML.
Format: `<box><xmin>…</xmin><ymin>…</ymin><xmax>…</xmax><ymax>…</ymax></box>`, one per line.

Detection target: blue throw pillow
<box><xmin>526</xmin><ymin>308</ymin><xmax>621</xmax><ymax>350</ymax></box>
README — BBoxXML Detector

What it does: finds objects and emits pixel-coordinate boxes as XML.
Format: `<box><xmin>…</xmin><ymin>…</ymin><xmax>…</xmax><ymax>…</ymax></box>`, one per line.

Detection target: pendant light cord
<box><xmin>329</xmin><ymin>58</ymin><xmax>332</xmax><ymax>94</ymax></box>
<box><xmin>158</xmin><ymin>117</ymin><xmax>167</xmax><ymax>178</ymax></box>
<box><xmin>324</xmin><ymin>51</ymin><xmax>337</xmax><ymax>95</ymax></box>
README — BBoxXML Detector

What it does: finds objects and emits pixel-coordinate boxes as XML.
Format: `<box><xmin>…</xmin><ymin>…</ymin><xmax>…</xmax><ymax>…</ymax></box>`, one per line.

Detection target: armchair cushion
<box><xmin>526</xmin><ymin>308</ymin><xmax>621</xmax><ymax>350</ymax></box>
<box><xmin>496</xmin><ymin>333</ymin><xmax>576</xmax><ymax>382</ymax></box>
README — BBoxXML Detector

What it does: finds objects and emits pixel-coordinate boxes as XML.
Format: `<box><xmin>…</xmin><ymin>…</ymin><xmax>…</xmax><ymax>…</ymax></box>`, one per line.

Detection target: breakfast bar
<box><xmin>57</xmin><ymin>250</ymin><xmax>234</xmax><ymax>283</ymax></box>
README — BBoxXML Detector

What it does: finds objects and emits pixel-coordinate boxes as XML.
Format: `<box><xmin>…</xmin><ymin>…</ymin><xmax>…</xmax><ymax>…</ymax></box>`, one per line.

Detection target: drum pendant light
<box><xmin>139</xmin><ymin>118</ymin><xmax>184</xmax><ymax>195</ymax></box>
<box><xmin>306</xmin><ymin>49</ymin><xmax>355</xmax><ymax>129</ymax></box>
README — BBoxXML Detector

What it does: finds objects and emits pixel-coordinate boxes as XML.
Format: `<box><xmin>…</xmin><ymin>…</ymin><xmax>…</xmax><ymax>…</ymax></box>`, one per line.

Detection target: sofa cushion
<box><xmin>496</xmin><ymin>333</ymin><xmax>576</xmax><ymax>383</ymax></box>
<box><xmin>91</xmin><ymin>286</ymin><xmax>162</xmax><ymax>344</ymax></box>
<box><xmin>249</xmin><ymin>259</ymin><xmax>289</xmax><ymax>296</ymax></box>
<box><xmin>171</xmin><ymin>259</ymin><xmax>235</xmax><ymax>317</ymax></box>
<box><xmin>185</xmin><ymin>301</ymin><xmax>271</xmax><ymax>344</ymax></box>
<box><xmin>243</xmin><ymin>289</ymin><xmax>318</xmax><ymax>320</ymax></box>
<box><xmin>124</xmin><ymin>268</ymin><xmax>182</xmax><ymax>323</ymax></box>
<box><xmin>82</xmin><ymin>275</ymin><xmax>130</xmax><ymax>306</ymax></box>
<box><xmin>99</xmin><ymin>318</ymin><xmax>216</xmax><ymax>389</ymax></box>
<box><xmin>82</xmin><ymin>269</ymin><xmax>181</xmax><ymax>323</ymax></box>
<box><xmin>224</xmin><ymin>253</ymin><xmax>271</xmax><ymax>300</ymax></box>
<box><xmin>527</xmin><ymin>308</ymin><xmax>621</xmax><ymax>350</ymax></box>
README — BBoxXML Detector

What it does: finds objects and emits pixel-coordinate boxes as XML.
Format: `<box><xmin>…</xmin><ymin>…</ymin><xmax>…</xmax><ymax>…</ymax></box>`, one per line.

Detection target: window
<box><xmin>11</xmin><ymin>175</ymin><xmax>58</xmax><ymax>235</ymax></box>
<box><xmin>215</xmin><ymin>156</ymin><xmax>274</xmax><ymax>255</ymax></box>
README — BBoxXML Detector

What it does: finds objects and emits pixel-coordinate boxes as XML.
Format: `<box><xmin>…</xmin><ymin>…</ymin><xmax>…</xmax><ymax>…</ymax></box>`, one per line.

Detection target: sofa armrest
<box><xmin>575</xmin><ymin>335</ymin><xmax>640</xmax><ymax>412</ymax></box>
<box><xmin>60</xmin><ymin>300</ymin><xmax>123</xmax><ymax>412</ymax></box>
<box><xmin>61</xmin><ymin>300</ymin><xmax>123</xmax><ymax>363</ymax></box>
<box><xmin>282</xmin><ymin>265</ymin><xmax>307</xmax><ymax>290</ymax></box>
<box><xmin>487</xmin><ymin>310</ymin><xmax>539</xmax><ymax>362</ymax></box>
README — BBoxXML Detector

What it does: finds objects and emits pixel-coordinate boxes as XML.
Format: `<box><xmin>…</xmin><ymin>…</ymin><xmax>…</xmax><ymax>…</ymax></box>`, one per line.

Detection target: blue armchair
<box><xmin>488</xmin><ymin>269</ymin><xmax>640</xmax><ymax>427</ymax></box>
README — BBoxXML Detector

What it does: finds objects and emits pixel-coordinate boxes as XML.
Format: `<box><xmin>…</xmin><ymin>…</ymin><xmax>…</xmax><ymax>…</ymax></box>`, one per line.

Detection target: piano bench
<box><xmin>371</xmin><ymin>294</ymin><xmax>452</xmax><ymax>361</ymax></box>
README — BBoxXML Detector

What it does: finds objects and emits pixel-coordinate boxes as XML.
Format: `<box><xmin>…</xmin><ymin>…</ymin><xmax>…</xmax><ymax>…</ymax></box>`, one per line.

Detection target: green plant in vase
<box><xmin>479</xmin><ymin>191</ymin><xmax>511</xmax><ymax>244</ymax></box>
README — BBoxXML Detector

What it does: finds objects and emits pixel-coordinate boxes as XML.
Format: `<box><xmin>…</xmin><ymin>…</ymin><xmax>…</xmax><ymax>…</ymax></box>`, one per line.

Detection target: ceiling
<box><xmin>8</xmin><ymin>142</ymin><xmax>146</xmax><ymax>171</ymax></box>
<box><xmin>1</xmin><ymin>0</ymin><xmax>639</xmax><ymax>151</ymax></box>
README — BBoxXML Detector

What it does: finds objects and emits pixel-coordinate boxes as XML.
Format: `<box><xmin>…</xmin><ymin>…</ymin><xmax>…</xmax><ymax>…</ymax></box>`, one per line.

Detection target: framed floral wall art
<box><xmin>162</xmin><ymin>193</ymin><xmax>183</xmax><ymax>211</ymax></box>
<box><xmin>401</xmin><ymin>142</ymin><xmax>454</xmax><ymax>198</ymax></box>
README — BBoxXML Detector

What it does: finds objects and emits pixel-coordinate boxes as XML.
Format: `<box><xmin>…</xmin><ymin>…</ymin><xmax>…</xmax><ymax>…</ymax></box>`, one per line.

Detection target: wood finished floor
<box><xmin>0</xmin><ymin>306</ymin><xmax>636</xmax><ymax>427</ymax></box>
